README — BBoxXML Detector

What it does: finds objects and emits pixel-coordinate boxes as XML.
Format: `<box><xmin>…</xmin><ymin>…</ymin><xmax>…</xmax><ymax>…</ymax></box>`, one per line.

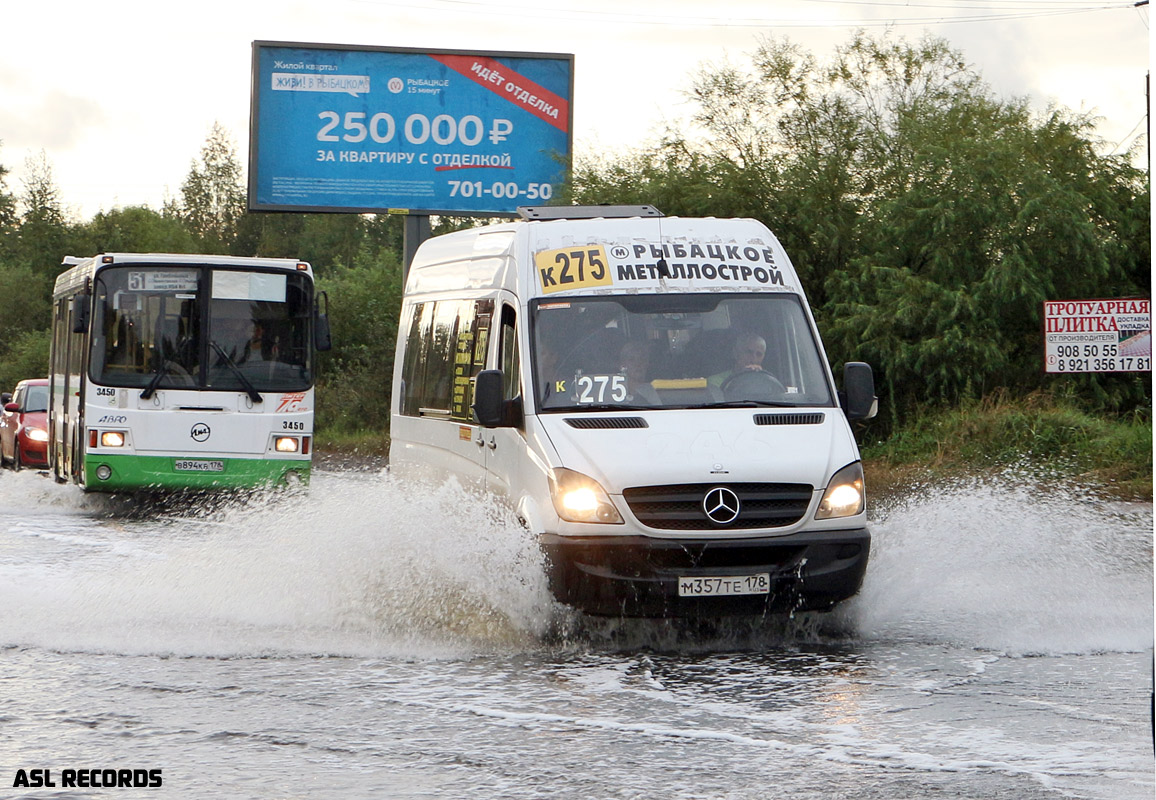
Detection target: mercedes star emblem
<box><xmin>702</xmin><ymin>486</ymin><xmax>741</xmax><ymax>525</ymax></box>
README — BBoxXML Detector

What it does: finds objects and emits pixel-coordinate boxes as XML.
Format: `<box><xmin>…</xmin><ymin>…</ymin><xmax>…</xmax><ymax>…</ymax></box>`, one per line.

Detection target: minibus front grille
<box><xmin>564</xmin><ymin>417</ymin><xmax>648</xmax><ymax>429</ymax></box>
<box><xmin>753</xmin><ymin>412</ymin><xmax>825</xmax><ymax>426</ymax></box>
<box><xmin>623</xmin><ymin>483</ymin><xmax>813</xmax><ymax>530</ymax></box>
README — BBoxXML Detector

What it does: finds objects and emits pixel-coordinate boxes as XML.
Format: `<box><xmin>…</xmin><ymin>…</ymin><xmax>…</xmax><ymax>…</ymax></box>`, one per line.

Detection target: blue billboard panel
<box><xmin>250</xmin><ymin>42</ymin><xmax>573</xmax><ymax>215</ymax></box>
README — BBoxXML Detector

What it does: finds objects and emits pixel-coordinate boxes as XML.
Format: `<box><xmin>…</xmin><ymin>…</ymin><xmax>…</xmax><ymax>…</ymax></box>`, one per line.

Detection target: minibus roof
<box><xmin>407</xmin><ymin>211</ymin><xmax>802</xmax><ymax>300</ymax></box>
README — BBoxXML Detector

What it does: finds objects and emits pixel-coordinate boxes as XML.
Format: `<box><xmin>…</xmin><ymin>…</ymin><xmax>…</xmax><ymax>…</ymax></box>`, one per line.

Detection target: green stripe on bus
<box><xmin>82</xmin><ymin>453</ymin><xmax>311</xmax><ymax>492</ymax></box>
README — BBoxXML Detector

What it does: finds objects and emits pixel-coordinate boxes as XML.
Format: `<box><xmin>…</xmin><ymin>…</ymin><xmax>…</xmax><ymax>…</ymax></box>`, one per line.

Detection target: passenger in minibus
<box><xmin>617</xmin><ymin>341</ymin><xmax>659</xmax><ymax>404</ymax></box>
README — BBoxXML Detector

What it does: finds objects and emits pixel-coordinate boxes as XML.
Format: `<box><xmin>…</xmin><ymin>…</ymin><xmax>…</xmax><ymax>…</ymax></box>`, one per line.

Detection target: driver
<box><xmin>708</xmin><ymin>332</ymin><xmax>767</xmax><ymax>388</ymax></box>
<box><xmin>214</xmin><ymin>317</ymin><xmax>269</xmax><ymax>365</ymax></box>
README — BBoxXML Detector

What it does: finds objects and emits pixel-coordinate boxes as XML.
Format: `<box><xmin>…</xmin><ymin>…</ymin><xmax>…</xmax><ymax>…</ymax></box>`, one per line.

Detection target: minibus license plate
<box><xmin>678</xmin><ymin>574</ymin><xmax>770</xmax><ymax>597</ymax></box>
<box><xmin>174</xmin><ymin>459</ymin><xmax>224</xmax><ymax>473</ymax></box>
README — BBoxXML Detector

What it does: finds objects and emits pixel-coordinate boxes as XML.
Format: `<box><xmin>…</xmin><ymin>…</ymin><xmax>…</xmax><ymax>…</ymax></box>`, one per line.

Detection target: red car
<box><xmin>1</xmin><ymin>378</ymin><xmax>50</xmax><ymax>470</ymax></box>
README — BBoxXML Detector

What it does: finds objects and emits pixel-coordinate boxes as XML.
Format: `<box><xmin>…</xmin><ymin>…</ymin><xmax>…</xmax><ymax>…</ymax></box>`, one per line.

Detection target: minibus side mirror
<box><xmin>473</xmin><ymin>369</ymin><xmax>522</xmax><ymax>428</ymax></box>
<box><xmin>314</xmin><ymin>291</ymin><xmax>332</xmax><ymax>352</ymax></box>
<box><xmin>71</xmin><ymin>294</ymin><xmax>90</xmax><ymax>334</ymax></box>
<box><xmin>842</xmin><ymin>362</ymin><xmax>878</xmax><ymax>420</ymax></box>
<box><xmin>473</xmin><ymin>370</ymin><xmax>505</xmax><ymax>427</ymax></box>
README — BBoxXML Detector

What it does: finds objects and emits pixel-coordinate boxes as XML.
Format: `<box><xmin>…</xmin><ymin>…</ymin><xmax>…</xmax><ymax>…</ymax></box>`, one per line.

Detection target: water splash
<box><xmin>0</xmin><ymin>466</ymin><xmax>1150</xmax><ymax>658</ymax></box>
<box><xmin>843</xmin><ymin>468</ymin><xmax>1153</xmax><ymax>655</ymax></box>
<box><xmin>0</xmin><ymin>470</ymin><xmax>556</xmax><ymax>657</ymax></box>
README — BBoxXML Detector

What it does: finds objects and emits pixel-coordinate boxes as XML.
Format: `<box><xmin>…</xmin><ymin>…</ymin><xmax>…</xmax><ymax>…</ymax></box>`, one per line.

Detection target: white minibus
<box><xmin>390</xmin><ymin>206</ymin><xmax>877</xmax><ymax>616</ymax></box>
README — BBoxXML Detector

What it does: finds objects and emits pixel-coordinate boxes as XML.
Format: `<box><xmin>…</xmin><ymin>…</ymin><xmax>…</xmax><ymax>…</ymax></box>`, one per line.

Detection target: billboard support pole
<box><xmin>403</xmin><ymin>214</ymin><xmax>432</xmax><ymax>281</ymax></box>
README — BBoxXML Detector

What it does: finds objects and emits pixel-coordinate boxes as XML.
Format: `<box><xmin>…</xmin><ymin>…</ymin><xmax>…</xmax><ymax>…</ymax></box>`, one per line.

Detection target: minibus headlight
<box><xmin>275</xmin><ymin>436</ymin><xmax>300</xmax><ymax>453</ymax></box>
<box><xmin>24</xmin><ymin>427</ymin><xmax>49</xmax><ymax>442</ymax></box>
<box><xmin>100</xmin><ymin>431</ymin><xmax>126</xmax><ymax>447</ymax></box>
<box><xmin>550</xmin><ymin>468</ymin><xmax>623</xmax><ymax>524</ymax></box>
<box><xmin>816</xmin><ymin>462</ymin><xmax>865</xmax><ymax>519</ymax></box>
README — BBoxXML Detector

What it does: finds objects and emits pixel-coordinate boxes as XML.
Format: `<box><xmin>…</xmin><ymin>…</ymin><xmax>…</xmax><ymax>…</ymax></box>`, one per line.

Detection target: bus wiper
<box><xmin>139</xmin><ymin>360</ymin><xmax>171</xmax><ymax>400</ymax></box>
<box><xmin>210</xmin><ymin>340</ymin><xmax>263</xmax><ymax>404</ymax></box>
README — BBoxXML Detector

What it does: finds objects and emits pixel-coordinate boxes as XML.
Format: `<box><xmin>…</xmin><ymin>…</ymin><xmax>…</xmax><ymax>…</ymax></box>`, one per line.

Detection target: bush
<box><xmin>0</xmin><ymin>328</ymin><xmax>50</xmax><ymax>394</ymax></box>
<box><xmin>313</xmin><ymin>256</ymin><xmax>404</xmax><ymax>435</ymax></box>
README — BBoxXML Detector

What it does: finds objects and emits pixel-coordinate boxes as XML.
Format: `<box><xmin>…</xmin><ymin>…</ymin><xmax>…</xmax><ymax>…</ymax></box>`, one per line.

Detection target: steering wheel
<box><xmin>163</xmin><ymin>360</ymin><xmax>196</xmax><ymax>386</ymax></box>
<box><xmin>720</xmin><ymin>369</ymin><xmax>786</xmax><ymax>401</ymax></box>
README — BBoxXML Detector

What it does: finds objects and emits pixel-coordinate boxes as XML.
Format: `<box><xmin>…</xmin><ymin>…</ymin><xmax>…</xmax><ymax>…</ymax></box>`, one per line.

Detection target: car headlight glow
<box><xmin>550</xmin><ymin>468</ymin><xmax>623</xmax><ymax>524</ymax></box>
<box><xmin>816</xmin><ymin>462</ymin><xmax>865</xmax><ymax>519</ymax></box>
<box><xmin>24</xmin><ymin>427</ymin><xmax>49</xmax><ymax>442</ymax></box>
<box><xmin>100</xmin><ymin>431</ymin><xmax>126</xmax><ymax>447</ymax></box>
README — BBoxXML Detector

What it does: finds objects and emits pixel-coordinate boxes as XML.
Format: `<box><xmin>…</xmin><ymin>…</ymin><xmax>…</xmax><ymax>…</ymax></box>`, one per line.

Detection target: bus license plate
<box><xmin>678</xmin><ymin>574</ymin><xmax>770</xmax><ymax>597</ymax></box>
<box><xmin>174</xmin><ymin>459</ymin><xmax>225</xmax><ymax>473</ymax></box>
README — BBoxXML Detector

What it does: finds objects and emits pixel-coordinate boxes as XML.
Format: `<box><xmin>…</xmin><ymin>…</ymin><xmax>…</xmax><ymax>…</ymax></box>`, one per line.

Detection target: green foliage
<box><xmin>0</xmin><ymin>328</ymin><xmax>51</xmax><ymax>394</ymax></box>
<box><xmin>73</xmin><ymin>206</ymin><xmax>197</xmax><ymax>254</ymax></box>
<box><xmin>0</xmin><ymin>143</ymin><xmax>17</xmax><ymax>245</ymax></box>
<box><xmin>175</xmin><ymin>122</ymin><xmax>246</xmax><ymax>254</ymax></box>
<box><xmin>0</xmin><ymin>263</ymin><xmax>51</xmax><ymax>348</ymax></box>
<box><xmin>313</xmin><ymin>255</ymin><xmax>405</xmax><ymax>434</ymax></box>
<box><xmin>574</xmin><ymin>30</ymin><xmax>1151</xmax><ymax>426</ymax></box>
<box><xmin>862</xmin><ymin>390</ymin><xmax>1152</xmax><ymax>500</ymax></box>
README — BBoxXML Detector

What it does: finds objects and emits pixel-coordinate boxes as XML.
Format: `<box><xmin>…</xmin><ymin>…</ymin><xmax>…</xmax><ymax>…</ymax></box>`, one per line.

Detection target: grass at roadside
<box><xmin>860</xmin><ymin>391</ymin><xmax>1152</xmax><ymax>502</ymax></box>
<box><xmin>313</xmin><ymin>428</ymin><xmax>390</xmax><ymax>471</ymax></box>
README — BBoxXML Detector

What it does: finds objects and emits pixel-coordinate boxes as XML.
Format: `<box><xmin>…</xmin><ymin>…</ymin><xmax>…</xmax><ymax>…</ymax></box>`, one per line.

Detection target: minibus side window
<box><xmin>499</xmin><ymin>305</ymin><xmax>520</xmax><ymax>402</ymax></box>
<box><xmin>400</xmin><ymin>299</ymin><xmax>493</xmax><ymax>420</ymax></box>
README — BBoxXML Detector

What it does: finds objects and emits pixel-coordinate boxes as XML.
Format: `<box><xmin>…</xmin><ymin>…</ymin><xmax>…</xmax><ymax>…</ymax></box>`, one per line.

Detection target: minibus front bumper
<box><xmin>540</xmin><ymin>529</ymin><xmax>869</xmax><ymax>617</ymax></box>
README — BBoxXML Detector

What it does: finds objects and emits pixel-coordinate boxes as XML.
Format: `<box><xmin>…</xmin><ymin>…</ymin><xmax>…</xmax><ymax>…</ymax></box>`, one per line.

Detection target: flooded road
<box><xmin>0</xmin><ymin>467</ymin><xmax>1151</xmax><ymax>799</ymax></box>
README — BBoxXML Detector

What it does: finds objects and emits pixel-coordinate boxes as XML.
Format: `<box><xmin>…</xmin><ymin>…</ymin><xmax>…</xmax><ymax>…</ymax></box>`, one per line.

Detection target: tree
<box><xmin>0</xmin><ymin>143</ymin><xmax>17</xmax><ymax>252</ymax></box>
<box><xmin>74</xmin><ymin>206</ymin><xmax>197</xmax><ymax>254</ymax></box>
<box><xmin>177</xmin><ymin>122</ymin><xmax>246</xmax><ymax>253</ymax></box>
<box><xmin>571</xmin><ymin>30</ymin><xmax>1150</xmax><ymax>422</ymax></box>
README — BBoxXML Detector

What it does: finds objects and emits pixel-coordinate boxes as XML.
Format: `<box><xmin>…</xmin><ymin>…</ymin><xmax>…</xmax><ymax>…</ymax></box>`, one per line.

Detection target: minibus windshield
<box><xmin>531</xmin><ymin>294</ymin><xmax>834</xmax><ymax>412</ymax></box>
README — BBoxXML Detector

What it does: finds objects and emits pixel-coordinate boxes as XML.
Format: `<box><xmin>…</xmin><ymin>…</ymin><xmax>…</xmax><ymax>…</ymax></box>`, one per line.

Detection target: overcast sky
<box><xmin>1</xmin><ymin>0</ymin><xmax>1149</xmax><ymax>220</ymax></box>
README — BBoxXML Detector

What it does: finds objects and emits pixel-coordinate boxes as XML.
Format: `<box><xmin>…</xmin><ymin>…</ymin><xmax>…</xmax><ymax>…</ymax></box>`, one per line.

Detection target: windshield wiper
<box><xmin>139</xmin><ymin>363</ymin><xmax>171</xmax><ymax>400</ymax></box>
<box><xmin>551</xmin><ymin>403</ymin><xmax>655</xmax><ymax>412</ymax></box>
<box><xmin>690</xmin><ymin>400</ymin><xmax>798</xmax><ymax>409</ymax></box>
<box><xmin>210</xmin><ymin>340</ymin><xmax>262</xmax><ymax>404</ymax></box>
<box><xmin>140</xmin><ymin>340</ymin><xmax>172</xmax><ymax>400</ymax></box>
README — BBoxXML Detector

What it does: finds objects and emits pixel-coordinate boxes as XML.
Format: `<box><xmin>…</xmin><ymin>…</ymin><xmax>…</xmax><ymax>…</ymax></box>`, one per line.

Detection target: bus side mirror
<box><xmin>842</xmin><ymin>362</ymin><xmax>878</xmax><ymax>420</ymax></box>
<box><xmin>314</xmin><ymin>292</ymin><xmax>332</xmax><ymax>352</ymax></box>
<box><xmin>71</xmin><ymin>294</ymin><xmax>90</xmax><ymax>334</ymax></box>
<box><xmin>473</xmin><ymin>370</ymin><xmax>506</xmax><ymax>427</ymax></box>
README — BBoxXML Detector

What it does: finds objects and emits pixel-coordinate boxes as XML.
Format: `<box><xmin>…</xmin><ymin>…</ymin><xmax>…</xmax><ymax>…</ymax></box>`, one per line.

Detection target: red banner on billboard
<box><xmin>430</xmin><ymin>53</ymin><xmax>569</xmax><ymax>133</ymax></box>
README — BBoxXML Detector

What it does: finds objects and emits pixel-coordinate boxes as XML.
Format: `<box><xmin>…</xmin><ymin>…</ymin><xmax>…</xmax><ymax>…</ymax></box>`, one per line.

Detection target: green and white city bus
<box><xmin>49</xmin><ymin>253</ymin><xmax>331</xmax><ymax>491</ymax></box>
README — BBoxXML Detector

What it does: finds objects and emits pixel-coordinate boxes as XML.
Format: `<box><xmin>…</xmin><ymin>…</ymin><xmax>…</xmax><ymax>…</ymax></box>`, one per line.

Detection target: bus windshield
<box><xmin>531</xmin><ymin>293</ymin><xmax>834</xmax><ymax>412</ymax></box>
<box><xmin>91</xmin><ymin>266</ymin><xmax>314</xmax><ymax>393</ymax></box>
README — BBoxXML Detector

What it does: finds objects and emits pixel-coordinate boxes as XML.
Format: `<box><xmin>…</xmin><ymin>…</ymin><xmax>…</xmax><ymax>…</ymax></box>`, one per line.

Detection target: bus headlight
<box><xmin>100</xmin><ymin>431</ymin><xmax>126</xmax><ymax>447</ymax></box>
<box><xmin>550</xmin><ymin>468</ymin><xmax>623</xmax><ymax>524</ymax></box>
<box><xmin>816</xmin><ymin>462</ymin><xmax>865</xmax><ymax>519</ymax></box>
<box><xmin>275</xmin><ymin>436</ymin><xmax>299</xmax><ymax>453</ymax></box>
<box><xmin>24</xmin><ymin>427</ymin><xmax>48</xmax><ymax>442</ymax></box>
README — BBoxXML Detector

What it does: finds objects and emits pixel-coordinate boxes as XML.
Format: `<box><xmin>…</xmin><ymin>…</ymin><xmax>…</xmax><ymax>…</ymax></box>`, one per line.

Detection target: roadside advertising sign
<box><xmin>1043</xmin><ymin>298</ymin><xmax>1152</xmax><ymax>373</ymax></box>
<box><xmin>249</xmin><ymin>42</ymin><xmax>573</xmax><ymax>215</ymax></box>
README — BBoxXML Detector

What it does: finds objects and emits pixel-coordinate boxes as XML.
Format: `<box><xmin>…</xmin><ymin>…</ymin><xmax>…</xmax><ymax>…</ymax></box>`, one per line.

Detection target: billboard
<box><xmin>249</xmin><ymin>42</ymin><xmax>573</xmax><ymax>215</ymax></box>
<box><xmin>1043</xmin><ymin>298</ymin><xmax>1151</xmax><ymax>373</ymax></box>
